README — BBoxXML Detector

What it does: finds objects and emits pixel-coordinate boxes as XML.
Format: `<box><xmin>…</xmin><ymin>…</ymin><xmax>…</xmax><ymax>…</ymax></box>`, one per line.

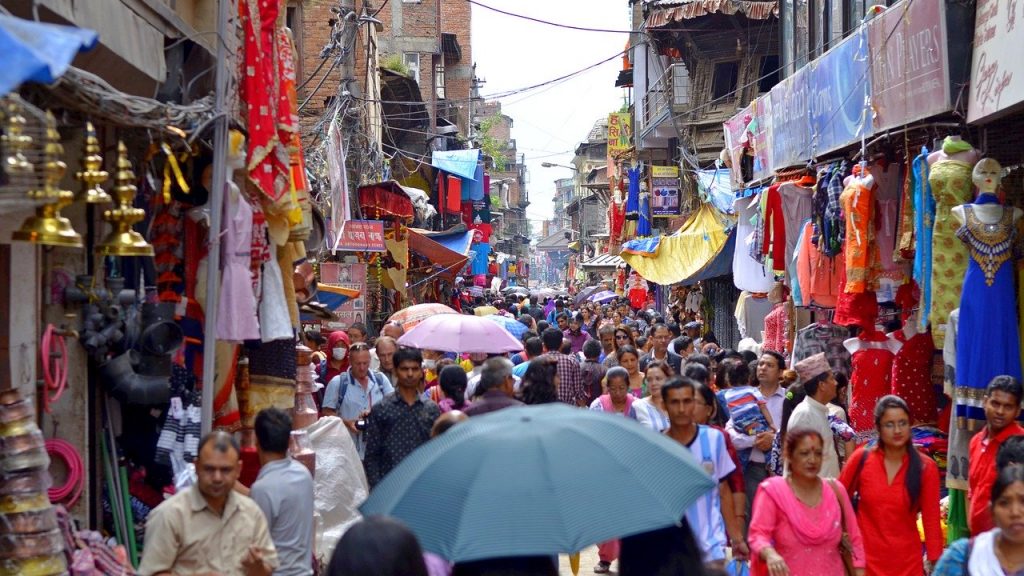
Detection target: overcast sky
<box><xmin>471</xmin><ymin>0</ymin><xmax>630</xmax><ymax>227</ymax></box>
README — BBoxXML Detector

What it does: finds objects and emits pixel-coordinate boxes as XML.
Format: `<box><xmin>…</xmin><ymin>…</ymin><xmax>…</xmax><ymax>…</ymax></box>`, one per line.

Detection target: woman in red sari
<box><xmin>839</xmin><ymin>395</ymin><xmax>943</xmax><ymax>575</ymax></box>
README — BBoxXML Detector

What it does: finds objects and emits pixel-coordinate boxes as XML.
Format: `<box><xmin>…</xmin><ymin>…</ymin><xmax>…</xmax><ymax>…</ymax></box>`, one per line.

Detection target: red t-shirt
<box><xmin>969</xmin><ymin>422</ymin><xmax>1024</xmax><ymax>535</ymax></box>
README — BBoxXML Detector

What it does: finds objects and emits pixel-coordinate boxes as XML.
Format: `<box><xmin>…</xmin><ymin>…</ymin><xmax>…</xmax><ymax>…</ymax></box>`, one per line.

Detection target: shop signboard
<box><xmin>868</xmin><ymin>0</ymin><xmax>949</xmax><ymax>132</ymax></box>
<box><xmin>769</xmin><ymin>69</ymin><xmax>811</xmax><ymax>171</ymax></box>
<box><xmin>319</xmin><ymin>262</ymin><xmax>367</xmax><ymax>329</ymax></box>
<box><xmin>808</xmin><ymin>30</ymin><xmax>871</xmax><ymax>154</ymax></box>
<box><xmin>650</xmin><ymin>165</ymin><xmax>680</xmax><ymax>217</ymax></box>
<box><xmin>607</xmin><ymin>112</ymin><xmax>632</xmax><ymax>178</ymax></box>
<box><xmin>967</xmin><ymin>0</ymin><xmax>1024</xmax><ymax>123</ymax></box>
<box><xmin>334</xmin><ymin>220</ymin><xmax>386</xmax><ymax>252</ymax></box>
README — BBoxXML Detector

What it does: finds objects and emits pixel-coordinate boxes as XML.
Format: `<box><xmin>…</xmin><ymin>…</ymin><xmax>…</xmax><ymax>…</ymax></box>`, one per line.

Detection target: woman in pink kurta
<box><xmin>749</xmin><ymin>428</ymin><xmax>866</xmax><ymax>576</ymax></box>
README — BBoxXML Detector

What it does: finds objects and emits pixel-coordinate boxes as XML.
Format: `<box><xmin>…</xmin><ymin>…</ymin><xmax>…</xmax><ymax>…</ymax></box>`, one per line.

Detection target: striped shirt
<box><xmin>682</xmin><ymin>426</ymin><xmax>735</xmax><ymax>562</ymax></box>
<box><xmin>633</xmin><ymin>397</ymin><xmax>669</xmax><ymax>433</ymax></box>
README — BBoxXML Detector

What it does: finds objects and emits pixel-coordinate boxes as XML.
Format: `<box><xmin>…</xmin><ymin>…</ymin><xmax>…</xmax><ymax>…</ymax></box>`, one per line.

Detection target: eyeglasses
<box><xmin>615</xmin><ymin>334</ymin><xmax>630</xmax><ymax>340</ymax></box>
<box><xmin>349</xmin><ymin>343</ymin><xmax>370</xmax><ymax>351</ymax></box>
<box><xmin>882</xmin><ymin>420</ymin><xmax>910</xmax><ymax>431</ymax></box>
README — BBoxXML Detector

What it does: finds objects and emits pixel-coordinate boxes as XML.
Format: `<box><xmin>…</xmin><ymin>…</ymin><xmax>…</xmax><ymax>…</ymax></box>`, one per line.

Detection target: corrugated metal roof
<box><xmin>645</xmin><ymin>0</ymin><xmax>778</xmax><ymax>24</ymax></box>
<box><xmin>580</xmin><ymin>254</ymin><xmax>624</xmax><ymax>268</ymax></box>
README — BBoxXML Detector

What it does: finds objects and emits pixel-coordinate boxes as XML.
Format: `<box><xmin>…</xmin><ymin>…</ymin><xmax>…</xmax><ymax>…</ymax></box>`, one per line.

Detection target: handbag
<box><xmin>827</xmin><ymin>480</ymin><xmax>857</xmax><ymax>576</ymax></box>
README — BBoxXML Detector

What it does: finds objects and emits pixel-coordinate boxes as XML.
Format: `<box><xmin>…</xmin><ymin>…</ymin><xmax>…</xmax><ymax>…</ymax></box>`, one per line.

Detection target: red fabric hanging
<box><xmin>446</xmin><ymin>175</ymin><xmax>462</xmax><ymax>214</ymax></box>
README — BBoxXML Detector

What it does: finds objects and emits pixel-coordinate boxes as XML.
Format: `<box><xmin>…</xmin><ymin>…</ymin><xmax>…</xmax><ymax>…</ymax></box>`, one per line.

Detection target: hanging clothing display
<box><xmin>637</xmin><ymin>186</ymin><xmax>652</xmax><ymax>237</ymax></box>
<box><xmin>470</xmin><ymin>243</ymin><xmax>491</xmax><ymax>276</ymax></box>
<box><xmin>845</xmin><ymin>331</ymin><xmax>902</xmax><ymax>438</ymax></box>
<box><xmin>890</xmin><ymin>327</ymin><xmax>936</xmax><ymax>424</ymax></box>
<box><xmin>911</xmin><ymin>148</ymin><xmax>936</xmax><ymax>333</ymax></box>
<box><xmin>817</xmin><ymin>162</ymin><xmax>847</xmax><ymax>257</ymax></box>
<box><xmin>734</xmin><ymin>291</ymin><xmax>773</xmax><ymax>341</ymax></box>
<box><xmin>927</xmin><ymin>159</ymin><xmax>974</xmax><ymax>348</ymax></box>
<box><xmin>944</xmin><ymin>309</ymin><xmax>972</xmax><ymax>490</ymax></box>
<box><xmin>840</xmin><ymin>174</ymin><xmax>880</xmax><ymax>293</ymax></box>
<box><xmin>762</xmin><ymin>303</ymin><xmax>787</xmax><ymax>354</ymax></box>
<box><xmin>791</xmin><ymin>322</ymin><xmax>852</xmax><ymax>378</ymax></box>
<box><xmin>954</xmin><ymin>203</ymin><xmax>1022</xmax><ymax>431</ymax></box>
<box><xmin>217</xmin><ymin>192</ymin><xmax>261</xmax><ymax>342</ymax></box>
<box><xmin>733</xmin><ymin>195</ymin><xmax>774</xmax><ymax>293</ymax></box>
<box><xmin>625</xmin><ymin>166</ymin><xmax>640</xmax><ymax>220</ymax></box>
<box><xmin>795</xmin><ymin>220</ymin><xmax>842</xmax><ymax>308</ymax></box>
<box><xmin>896</xmin><ymin>158</ymin><xmax>917</xmax><ymax>260</ymax></box>
<box><xmin>259</xmin><ymin>245</ymin><xmax>293</xmax><ymax>343</ymax></box>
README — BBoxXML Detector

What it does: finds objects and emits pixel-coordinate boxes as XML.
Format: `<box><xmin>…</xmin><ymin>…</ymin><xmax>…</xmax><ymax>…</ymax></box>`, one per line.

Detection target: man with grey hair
<box><xmin>370</xmin><ymin>322</ymin><xmax>404</xmax><ymax>371</ymax></box>
<box><xmin>374</xmin><ymin>336</ymin><xmax>399</xmax><ymax>384</ymax></box>
<box><xmin>464</xmin><ymin>357</ymin><xmax>523</xmax><ymax>416</ymax></box>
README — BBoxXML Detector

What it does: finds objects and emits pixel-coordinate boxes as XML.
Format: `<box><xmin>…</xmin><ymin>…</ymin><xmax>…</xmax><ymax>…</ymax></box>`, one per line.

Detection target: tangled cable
<box><xmin>46</xmin><ymin>438</ymin><xmax>85</xmax><ymax>508</ymax></box>
<box><xmin>41</xmin><ymin>324</ymin><xmax>68</xmax><ymax>414</ymax></box>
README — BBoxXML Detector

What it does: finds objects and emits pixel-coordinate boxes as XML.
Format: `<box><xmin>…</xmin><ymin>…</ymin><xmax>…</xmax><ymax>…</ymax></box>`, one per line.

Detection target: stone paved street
<box><xmin>558</xmin><ymin>545</ymin><xmax>614</xmax><ymax>576</ymax></box>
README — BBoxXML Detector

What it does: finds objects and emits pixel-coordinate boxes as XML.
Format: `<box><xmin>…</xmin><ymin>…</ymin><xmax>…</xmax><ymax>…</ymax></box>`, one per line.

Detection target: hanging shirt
<box><xmin>733</xmin><ymin>195</ymin><xmax>774</xmax><ymax>293</ymax></box>
<box><xmin>471</xmin><ymin>243</ymin><xmax>491</xmax><ymax>276</ymax></box>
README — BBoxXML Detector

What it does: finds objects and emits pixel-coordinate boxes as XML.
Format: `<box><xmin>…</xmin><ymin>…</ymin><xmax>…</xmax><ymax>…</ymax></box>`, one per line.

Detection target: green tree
<box><xmin>477</xmin><ymin>114</ymin><xmax>507</xmax><ymax>171</ymax></box>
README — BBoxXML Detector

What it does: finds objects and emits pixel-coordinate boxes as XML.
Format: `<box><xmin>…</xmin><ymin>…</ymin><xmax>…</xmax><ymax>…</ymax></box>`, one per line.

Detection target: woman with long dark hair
<box><xmin>519</xmin><ymin>358</ymin><xmax>559</xmax><ymax>405</ymax></box>
<box><xmin>839</xmin><ymin>395</ymin><xmax>942</xmax><ymax>575</ymax></box>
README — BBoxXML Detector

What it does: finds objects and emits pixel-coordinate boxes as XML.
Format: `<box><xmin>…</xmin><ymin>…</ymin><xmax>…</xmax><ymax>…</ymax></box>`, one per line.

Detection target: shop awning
<box><xmin>408</xmin><ymin>228</ymin><xmax>471</xmax><ymax>280</ymax></box>
<box><xmin>580</xmin><ymin>254</ymin><xmax>625</xmax><ymax>269</ymax></box>
<box><xmin>536</xmin><ymin>230</ymin><xmax>570</xmax><ymax>253</ymax></box>
<box><xmin>0</xmin><ymin>14</ymin><xmax>97</xmax><ymax>96</ymax></box>
<box><xmin>358</xmin><ymin>181</ymin><xmax>415</xmax><ymax>222</ymax></box>
<box><xmin>620</xmin><ymin>203</ymin><xmax>732</xmax><ymax>285</ymax></box>
<box><xmin>645</xmin><ymin>0</ymin><xmax>778</xmax><ymax>28</ymax></box>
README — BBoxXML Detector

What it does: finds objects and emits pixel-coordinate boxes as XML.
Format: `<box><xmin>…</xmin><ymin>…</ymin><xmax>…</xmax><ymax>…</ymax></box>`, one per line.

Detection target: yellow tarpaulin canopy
<box><xmin>620</xmin><ymin>203</ymin><xmax>731</xmax><ymax>285</ymax></box>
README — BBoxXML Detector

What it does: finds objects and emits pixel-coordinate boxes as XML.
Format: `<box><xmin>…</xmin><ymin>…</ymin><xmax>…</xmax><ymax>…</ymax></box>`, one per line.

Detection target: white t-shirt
<box><xmin>683</xmin><ymin>425</ymin><xmax>735</xmax><ymax>562</ymax></box>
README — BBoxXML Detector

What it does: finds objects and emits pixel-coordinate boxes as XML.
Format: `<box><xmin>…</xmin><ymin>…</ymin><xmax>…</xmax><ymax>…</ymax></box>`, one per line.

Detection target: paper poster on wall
<box><xmin>650</xmin><ymin>166</ymin><xmax>680</xmax><ymax>217</ymax></box>
<box><xmin>319</xmin><ymin>262</ymin><xmax>367</xmax><ymax>330</ymax></box>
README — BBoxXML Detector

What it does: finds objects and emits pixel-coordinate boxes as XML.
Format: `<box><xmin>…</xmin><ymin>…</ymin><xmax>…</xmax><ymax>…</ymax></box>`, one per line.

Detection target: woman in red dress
<box><xmin>839</xmin><ymin>395</ymin><xmax>943</xmax><ymax>575</ymax></box>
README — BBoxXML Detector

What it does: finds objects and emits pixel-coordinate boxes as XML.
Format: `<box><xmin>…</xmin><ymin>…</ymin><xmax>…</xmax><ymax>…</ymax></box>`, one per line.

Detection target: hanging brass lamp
<box><xmin>75</xmin><ymin>122</ymin><xmax>111</xmax><ymax>204</ymax></box>
<box><xmin>2</xmin><ymin>98</ymin><xmax>33</xmax><ymax>178</ymax></box>
<box><xmin>11</xmin><ymin>111</ymin><xmax>83</xmax><ymax>248</ymax></box>
<box><xmin>96</xmin><ymin>141</ymin><xmax>153</xmax><ymax>256</ymax></box>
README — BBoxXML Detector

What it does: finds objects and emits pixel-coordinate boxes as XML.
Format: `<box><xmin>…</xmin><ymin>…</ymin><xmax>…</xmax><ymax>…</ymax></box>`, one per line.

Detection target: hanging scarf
<box><xmin>758</xmin><ymin>477</ymin><xmax>843</xmax><ymax>545</ymax></box>
<box><xmin>239</xmin><ymin>0</ymin><xmax>288</xmax><ymax>201</ymax></box>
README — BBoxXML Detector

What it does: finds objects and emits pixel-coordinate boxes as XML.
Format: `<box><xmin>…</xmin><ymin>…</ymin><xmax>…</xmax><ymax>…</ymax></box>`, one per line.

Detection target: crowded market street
<box><xmin>3</xmin><ymin>0</ymin><xmax>1024</xmax><ymax>575</ymax></box>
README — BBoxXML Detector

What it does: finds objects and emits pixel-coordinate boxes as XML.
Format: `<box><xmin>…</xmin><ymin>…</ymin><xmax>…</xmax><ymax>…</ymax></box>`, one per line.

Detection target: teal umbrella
<box><xmin>360</xmin><ymin>404</ymin><xmax>716</xmax><ymax>563</ymax></box>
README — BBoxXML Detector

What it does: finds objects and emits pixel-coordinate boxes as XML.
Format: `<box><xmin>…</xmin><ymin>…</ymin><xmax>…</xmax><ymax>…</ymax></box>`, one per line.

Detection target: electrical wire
<box><xmin>467</xmin><ymin>0</ymin><xmax>712</xmax><ymax>34</ymax></box>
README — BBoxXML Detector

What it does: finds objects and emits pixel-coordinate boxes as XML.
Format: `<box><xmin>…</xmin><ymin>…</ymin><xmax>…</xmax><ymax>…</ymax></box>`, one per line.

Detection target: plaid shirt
<box><xmin>544</xmin><ymin>352</ymin><xmax>587</xmax><ymax>406</ymax></box>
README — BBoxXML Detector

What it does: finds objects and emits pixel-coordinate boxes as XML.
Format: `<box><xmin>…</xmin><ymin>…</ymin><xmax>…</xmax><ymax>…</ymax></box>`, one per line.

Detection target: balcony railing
<box><xmin>641</xmin><ymin>62</ymin><xmax>691</xmax><ymax>131</ymax></box>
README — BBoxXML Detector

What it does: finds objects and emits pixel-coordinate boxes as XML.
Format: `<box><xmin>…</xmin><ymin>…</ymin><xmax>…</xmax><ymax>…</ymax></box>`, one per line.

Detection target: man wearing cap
<box><xmin>788</xmin><ymin>353</ymin><xmax>841</xmax><ymax>478</ymax></box>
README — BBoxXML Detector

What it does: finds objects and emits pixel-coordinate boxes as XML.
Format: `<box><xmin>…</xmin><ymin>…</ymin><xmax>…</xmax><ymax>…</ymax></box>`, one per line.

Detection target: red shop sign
<box><xmin>334</xmin><ymin>220</ymin><xmax>386</xmax><ymax>252</ymax></box>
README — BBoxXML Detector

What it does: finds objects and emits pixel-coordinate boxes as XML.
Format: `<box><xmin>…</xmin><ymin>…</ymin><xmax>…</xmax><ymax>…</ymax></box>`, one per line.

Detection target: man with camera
<box><xmin>321</xmin><ymin>342</ymin><xmax>393</xmax><ymax>459</ymax></box>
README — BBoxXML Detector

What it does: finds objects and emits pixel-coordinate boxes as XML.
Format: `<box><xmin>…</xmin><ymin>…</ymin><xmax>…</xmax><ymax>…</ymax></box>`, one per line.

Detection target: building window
<box><xmin>711</xmin><ymin>61</ymin><xmax>740</xmax><ymax>100</ymax></box>
<box><xmin>404</xmin><ymin>53</ymin><xmax>420</xmax><ymax>82</ymax></box>
<box><xmin>434</xmin><ymin>61</ymin><xmax>445</xmax><ymax>99</ymax></box>
<box><xmin>759</xmin><ymin>55</ymin><xmax>780</xmax><ymax>93</ymax></box>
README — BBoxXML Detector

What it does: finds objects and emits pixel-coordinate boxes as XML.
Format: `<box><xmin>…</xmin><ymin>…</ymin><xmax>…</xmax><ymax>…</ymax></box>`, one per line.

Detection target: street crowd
<box><xmin>135</xmin><ymin>290</ymin><xmax>1024</xmax><ymax>576</ymax></box>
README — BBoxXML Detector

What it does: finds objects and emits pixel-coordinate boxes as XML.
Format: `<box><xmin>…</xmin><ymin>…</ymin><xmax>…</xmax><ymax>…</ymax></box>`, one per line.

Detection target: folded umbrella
<box><xmin>388</xmin><ymin>303</ymin><xmax>458</xmax><ymax>331</ymax></box>
<box><xmin>485</xmin><ymin>314</ymin><xmax>528</xmax><ymax>339</ymax></box>
<box><xmin>361</xmin><ymin>404</ymin><xmax>716</xmax><ymax>562</ymax></box>
<box><xmin>397</xmin><ymin>313</ymin><xmax>523</xmax><ymax>354</ymax></box>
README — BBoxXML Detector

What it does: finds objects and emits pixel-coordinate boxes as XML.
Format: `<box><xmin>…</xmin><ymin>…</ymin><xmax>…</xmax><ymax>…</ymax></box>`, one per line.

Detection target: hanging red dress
<box><xmin>239</xmin><ymin>0</ymin><xmax>288</xmax><ymax>201</ymax></box>
<box><xmin>763</xmin><ymin>303</ymin><xmax>787</xmax><ymax>354</ymax></box>
<box><xmin>890</xmin><ymin>329</ymin><xmax>937</xmax><ymax>424</ymax></box>
<box><xmin>846</xmin><ymin>331</ymin><xmax>902</xmax><ymax>438</ymax></box>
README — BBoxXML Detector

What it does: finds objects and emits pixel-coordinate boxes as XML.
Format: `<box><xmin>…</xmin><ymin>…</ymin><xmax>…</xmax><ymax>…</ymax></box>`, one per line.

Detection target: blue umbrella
<box><xmin>360</xmin><ymin>404</ymin><xmax>716</xmax><ymax>562</ymax></box>
<box><xmin>485</xmin><ymin>314</ymin><xmax>529</xmax><ymax>339</ymax></box>
<box><xmin>0</xmin><ymin>15</ymin><xmax>98</xmax><ymax>96</ymax></box>
<box><xmin>588</xmin><ymin>290</ymin><xmax>618</xmax><ymax>304</ymax></box>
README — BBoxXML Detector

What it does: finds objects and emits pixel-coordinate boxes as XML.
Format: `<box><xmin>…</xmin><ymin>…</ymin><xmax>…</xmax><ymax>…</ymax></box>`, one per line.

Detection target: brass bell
<box><xmin>75</xmin><ymin>122</ymin><xmax>111</xmax><ymax>204</ymax></box>
<box><xmin>96</xmin><ymin>141</ymin><xmax>153</xmax><ymax>256</ymax></box>
<box><xmin>11</xmin><ymin>111</ymin><xmax>83</xmax><ymax>248</ymax></box>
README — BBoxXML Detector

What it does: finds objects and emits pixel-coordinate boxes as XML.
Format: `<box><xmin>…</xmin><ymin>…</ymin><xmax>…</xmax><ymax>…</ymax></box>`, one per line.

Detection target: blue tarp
<box><xmin>0</xmin><ymin>15</ymin><xmax>98</xmax><ymax>96</ymax></box>
<box><xmin>432</xmin><ymin>149</ymin><xmax>481</xmax><ymax>180</ymax></box>
<box><xmin>680</xmin><ymin>230</ymin><xmax>735</xmax><ymax>286</ymax></box>
<box><xmin>433</xmin><ymin>230</ymin><xmax>474</xmax><ymax>257</ymax></box>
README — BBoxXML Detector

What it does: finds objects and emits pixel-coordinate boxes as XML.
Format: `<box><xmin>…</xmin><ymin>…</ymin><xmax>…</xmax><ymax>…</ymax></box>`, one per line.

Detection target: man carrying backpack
<box><xmin>322</xmin><ymin>342</ymin><xmax>394</xmax><ymax>459</ymax></box>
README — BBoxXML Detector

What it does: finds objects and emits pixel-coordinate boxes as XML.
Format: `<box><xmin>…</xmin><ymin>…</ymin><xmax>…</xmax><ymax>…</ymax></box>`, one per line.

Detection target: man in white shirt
<box><xmin>788</xmin><ymin>352</ymin><xmax>840</xmax><ymax>478</ymax></box>
<box><xmin>727</xmin><ymin>350</ymin><xmax>787</xmax><ymax>516</ymax></box>
<box><xmin>663</xmin><ymin>377</ymin><xmax>747</xmax><ymax>570</ymax></box>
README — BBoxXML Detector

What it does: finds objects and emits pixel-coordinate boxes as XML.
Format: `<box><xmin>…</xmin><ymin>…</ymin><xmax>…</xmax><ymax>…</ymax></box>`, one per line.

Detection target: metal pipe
<box><xmin>201</xmin><ymin>0</ymin><xmax>234</xmax><ymax>435</ymax></box>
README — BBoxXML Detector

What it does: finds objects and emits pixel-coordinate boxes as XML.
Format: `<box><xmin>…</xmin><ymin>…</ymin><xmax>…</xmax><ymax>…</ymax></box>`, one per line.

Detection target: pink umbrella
<box><xmin>397</xmin><ymin>314</ymin><xmax>524</xmax><ymax>354</ymax></box>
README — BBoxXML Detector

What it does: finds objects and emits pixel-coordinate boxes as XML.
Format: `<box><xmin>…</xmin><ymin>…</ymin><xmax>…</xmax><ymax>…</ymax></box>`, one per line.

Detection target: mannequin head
<box><xmin>973</xmin><ymin>158</ymin><xmax>1003</xmax><ymax>196</ymax></box>
<box><xmin>228</xmin><ymin>130</ymin><xmax>247</xmax><ymax>171</ymax></box>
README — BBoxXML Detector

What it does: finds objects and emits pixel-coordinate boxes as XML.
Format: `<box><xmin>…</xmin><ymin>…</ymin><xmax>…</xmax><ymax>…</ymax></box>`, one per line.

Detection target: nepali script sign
<box><xmin>335</xmin><ymin>220</ymin><xmax>386</xmax><ymax>252</ymax></box>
